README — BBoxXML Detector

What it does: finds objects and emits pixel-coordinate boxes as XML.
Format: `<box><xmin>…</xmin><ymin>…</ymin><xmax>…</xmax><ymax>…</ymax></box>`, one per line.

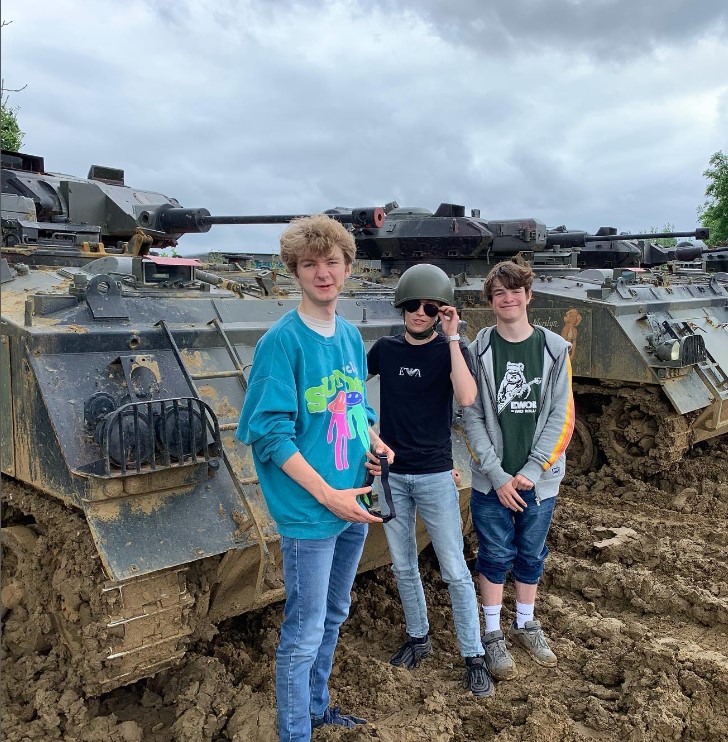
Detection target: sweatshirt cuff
<box><xmin>520</xmin><ymin>460</ymin><xmax>544</xmax><ymax>485</ymax></box>
<box><xmin>271</xmin><ymin>440</ymin><xmax>299</xmax><ymax>469</ymax></box>
<box><xmin>487</xmin><ymin>467</ymin><xmax>513</xmax><ymax>491</ymax></box>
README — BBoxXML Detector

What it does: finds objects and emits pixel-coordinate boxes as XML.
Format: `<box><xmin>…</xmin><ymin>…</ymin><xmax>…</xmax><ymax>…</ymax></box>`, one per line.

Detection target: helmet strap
<box><xmin>406</xmin><ymin>325</ymin><xmax>436</xmax><ymax>340</ymax></box>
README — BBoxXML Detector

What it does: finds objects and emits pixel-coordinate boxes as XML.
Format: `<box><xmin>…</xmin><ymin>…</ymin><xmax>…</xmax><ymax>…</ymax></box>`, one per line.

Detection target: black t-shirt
<box><xmin>367</xmin><ymin>334</ymin><xmax>474</xmax><ymax>474</ymax></box>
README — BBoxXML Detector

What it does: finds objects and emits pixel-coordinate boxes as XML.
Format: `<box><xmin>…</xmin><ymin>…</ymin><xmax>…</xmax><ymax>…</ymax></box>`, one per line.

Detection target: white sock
<box><xmin>482</xmin><ymin>604</ymin><xmax>502</xmax><ymax>633</ymax></box>
<box><xmin>515</xmin><ymin>601</ymin><xmax>534</xmax><ymax>628</ymax></box>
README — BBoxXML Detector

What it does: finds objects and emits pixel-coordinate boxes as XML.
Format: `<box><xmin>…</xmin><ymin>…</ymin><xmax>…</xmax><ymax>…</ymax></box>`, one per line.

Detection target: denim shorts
<box><xmin>470</xmin><ymin>487</ymin><xmax>556</xmax><ymax>585</ymax></box>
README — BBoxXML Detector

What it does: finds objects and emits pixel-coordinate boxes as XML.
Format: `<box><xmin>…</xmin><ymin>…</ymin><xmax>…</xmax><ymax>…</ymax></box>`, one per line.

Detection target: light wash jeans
<box><xmin>381</xmin><ymin>470</ymin><xmax>483</xmax><ymax>657</ymax></box>
<box><xmin>276</xmin><ymin>522</ymin><xmax>368</xmax><ymax>742</ymax></box>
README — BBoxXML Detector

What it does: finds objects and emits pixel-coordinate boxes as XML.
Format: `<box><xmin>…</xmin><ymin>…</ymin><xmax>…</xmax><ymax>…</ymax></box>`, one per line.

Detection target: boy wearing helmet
<box><xmin>463</xmin><ymin>260</ymin><xmax>574</xmax><ymax>682</ymax></box>
<box><xmin>366</xmin><ymin>263</ymin><xmax>493</xmax><ymax>698</ymax></box>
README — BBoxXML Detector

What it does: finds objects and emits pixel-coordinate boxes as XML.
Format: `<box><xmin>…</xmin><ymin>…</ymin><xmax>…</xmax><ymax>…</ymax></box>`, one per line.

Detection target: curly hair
<box><xmin>482</xmin><ymin>260</ymin><xmax>536</xmax><ymax>303</ymax></box>
<box><xmin>279</xmin><ymin>214</ymin><xmax>356</xmax><ymax>274</ymax></box>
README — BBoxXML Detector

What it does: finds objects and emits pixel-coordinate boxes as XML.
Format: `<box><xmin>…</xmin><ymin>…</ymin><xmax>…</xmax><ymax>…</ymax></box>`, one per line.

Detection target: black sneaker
<box><xmin>464</xmin><ymin>656</ymin><xmax>494</xmax><ymax>698</ymax></box>
<box><xmin>389</xmin><ymin>634</ymin><xmax>432</xmax><ymax>670</ymax></box>
<box><xmin>311</xmin><ymin>706</ymin><xmax>367</xmax><ymax>730</ymax></box>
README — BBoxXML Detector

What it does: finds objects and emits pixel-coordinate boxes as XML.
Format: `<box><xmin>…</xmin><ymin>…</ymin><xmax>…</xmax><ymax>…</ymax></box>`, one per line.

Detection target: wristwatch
<box><xmin>445</xmin><ymin>334</ymin><xmax>461</xmax><ymax>342</ymax></box>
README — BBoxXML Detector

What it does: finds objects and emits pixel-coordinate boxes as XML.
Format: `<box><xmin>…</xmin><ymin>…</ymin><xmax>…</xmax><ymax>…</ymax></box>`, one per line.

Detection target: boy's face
<box><xmin>488</xmin><ymin>279</ymin><xmax>531</xmax><ymax>324</ymax></box>
<box><xmin>294</xmin><ymin>245</ymin><xmax>351</xmax><ymax>309</ymax></box>
<box><xmin>403</xmin><ymin>300</ymin><xmax>443</xmax><ymax>335</ymax></box>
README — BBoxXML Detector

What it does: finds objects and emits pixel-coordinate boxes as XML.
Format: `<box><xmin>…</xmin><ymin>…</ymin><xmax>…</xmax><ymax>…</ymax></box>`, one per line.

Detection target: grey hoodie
<box><xmin>463</xmin><ymin>325</ymin><xmax>575</xmax><ymax>502</ymax></box>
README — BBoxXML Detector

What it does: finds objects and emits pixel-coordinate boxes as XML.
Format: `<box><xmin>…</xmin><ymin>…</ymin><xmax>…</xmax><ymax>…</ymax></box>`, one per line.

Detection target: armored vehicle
<box><xmin>350</xmin><ymin>201</ymin><xmax>709</xmax><ymax>275</ymax></box>
<box><xmin>457</xmin><ymin>267</ymin><xmax>728</xmax><ymax>476</ymax></box>
<box><xmin>347</xmin><ymin>199</ymin><xmax>726</xmax><ymax>476</ymax></box>
<box><xmin>690</xmin><ymin>243</ymin><xmax>728</xmax><ymax>273</ymax></box>
<box><xmin>1</xmin><ymin>152</ymin><xmax>476</xmax><ymax>694</ymax></box>
<box><xmin>3</xmin><ymin>153</ymin><xmax>723</xmax><ymax>693</ymax></box>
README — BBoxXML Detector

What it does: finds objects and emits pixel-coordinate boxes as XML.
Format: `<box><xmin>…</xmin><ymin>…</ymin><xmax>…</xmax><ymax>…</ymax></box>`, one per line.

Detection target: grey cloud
<box><xmin>367</xmin><ymin>0</ymin><xmax>728</xmax><ymax>60</ymax></box>
<box><xmin>2</xmin><ymin>0</ymin><xmax>723</xmax><ymax>257</ymax></box>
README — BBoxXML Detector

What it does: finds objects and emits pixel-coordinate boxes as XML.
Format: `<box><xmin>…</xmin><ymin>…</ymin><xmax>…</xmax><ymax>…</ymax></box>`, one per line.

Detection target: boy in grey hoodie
<box><xmin>463</xmin><ymin>261</ymin><xmax>574</xmax><ymax>682</ymax></box>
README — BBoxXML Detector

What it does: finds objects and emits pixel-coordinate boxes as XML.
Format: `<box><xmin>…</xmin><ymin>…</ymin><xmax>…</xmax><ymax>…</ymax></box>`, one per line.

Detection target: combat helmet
<box><xmin>394</xmin><ymin>263</ymin><xmax>454</xmax><ymax>307</ymax></box>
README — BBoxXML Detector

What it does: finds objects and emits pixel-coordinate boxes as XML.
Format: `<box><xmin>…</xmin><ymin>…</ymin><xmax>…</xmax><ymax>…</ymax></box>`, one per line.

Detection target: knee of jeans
<box><xmin>323</xmin><ymin>599</ymin><xmax>352</xmax><ymax>628</ymax></box>
<box><xmin>391</xmin><ymin>562</ymin><xmax>421</xmax><ymax>583</ymax></box>
<box><xmin>277</xmin><ymin>629</ymin><xmax>324</xmax><ymax>660</ymax></box>
<box><xmin>278</xmin><ymin>615</ymin><xmax>326</xmax><ymax>657</ymax></box>
<box><xmin>512</xmin><ymin>552</ymin><xmax>548</xmax><ymax>584</ymax></box>
<box><xmin>438</xmin><ymin>554</ymin><xmax>473</xmax><ymax>586</ymax></box>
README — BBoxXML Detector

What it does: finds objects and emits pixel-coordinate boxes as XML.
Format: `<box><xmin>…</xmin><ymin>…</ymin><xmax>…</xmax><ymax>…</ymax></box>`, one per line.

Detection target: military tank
<box><xmin>4</xmin><ymin>152</ymin><xmax>723</xmax><ymax>693</ymax></box>
<box><xmin>456</xmin><ymin>267</ymin><xmax>728</xmax><ymax>476</ymax></box>
<box><xmin>1</xmin><ymin>152</ymin><xmax>478</xmax><ymax>694</ymax></box>
<box><xmin>349</xmin><ymin>200</ymin><xmax>709</xmax><ymax>274</ymax></box>
<box><xmin>344</xmin><ymin>199</ymin><xmax>726</xmax><ymax>477</ymax></box>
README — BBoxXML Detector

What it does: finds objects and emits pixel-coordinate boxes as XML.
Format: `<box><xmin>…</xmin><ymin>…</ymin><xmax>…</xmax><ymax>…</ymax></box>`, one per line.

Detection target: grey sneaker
<box><xmin>507</xmin><ymin>620</ymin><xmax>557</xmax><ymax>667</ymax></box>
<box><xmin>483</xmin><ymin>629</ymin><xmax>518</xmax><ymax>680</ymax></box>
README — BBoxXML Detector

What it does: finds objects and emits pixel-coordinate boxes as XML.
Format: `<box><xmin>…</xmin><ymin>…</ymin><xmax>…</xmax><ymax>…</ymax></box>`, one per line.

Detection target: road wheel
<box><xmin>598</xmin><ymin>393</ymin><xmax>690</xmax><ymax>476</ymax></box>
<box><xmin>567</xmin><ymin>414</ymin><xmax>598</xmax><ymax>475</ymax></box>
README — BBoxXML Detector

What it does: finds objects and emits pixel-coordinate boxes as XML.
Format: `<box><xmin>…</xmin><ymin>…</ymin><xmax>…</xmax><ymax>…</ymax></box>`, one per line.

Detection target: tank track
<box><xmin>576</xmin><ymin>384</ymin><xmax>692</xmax><ymax>476</ymax></box>
<box><xmin>1</xmin><ymin>478</ymin><xmax>203</xmax><ymax>694</ymax></box>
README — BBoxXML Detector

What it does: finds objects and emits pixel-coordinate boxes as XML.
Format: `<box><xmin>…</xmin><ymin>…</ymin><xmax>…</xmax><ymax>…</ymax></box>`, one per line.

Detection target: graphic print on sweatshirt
<box><xmin>303</xmin><ymin>363</ymin><xmax>369</xmax><ymax>471</ymax></box>
<box><xmin>496</xmin><ymin>361</ymin><xmax>542</xmax><ymax>415</ymax></box>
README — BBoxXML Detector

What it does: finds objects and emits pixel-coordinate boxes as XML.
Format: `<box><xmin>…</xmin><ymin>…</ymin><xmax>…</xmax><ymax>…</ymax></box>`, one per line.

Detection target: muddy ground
<box><xmin>3</xmin><ymin>438</ymin><xmax>728</xmax><ymax>742</ymax></box>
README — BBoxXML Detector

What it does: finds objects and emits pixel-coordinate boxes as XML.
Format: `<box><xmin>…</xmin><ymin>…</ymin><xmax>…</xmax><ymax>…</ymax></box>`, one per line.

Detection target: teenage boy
<box><xmin>463</xmin><ymin>261</ymin><xmax>574</xmax><ymax>682</ymax></box>
<box><xmin>237</xmin><ymin>214</ymin><xmax>393</xmax><ymax>742</ymax></box>
<box><xmin>367</xmin><ymin>263</ymin><xmax>493</xmax><ymax>698</ymax></box>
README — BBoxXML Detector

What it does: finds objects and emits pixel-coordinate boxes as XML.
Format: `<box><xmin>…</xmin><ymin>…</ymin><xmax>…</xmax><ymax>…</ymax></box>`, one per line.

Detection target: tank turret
<box><xmin>1</xmin><ymin>149</ymin><xmax>384</xmax><ymax>265</ymax></box>
<box><xmin>640</xmin><ymin>239</ymin><xmax>704</xmax><ymax>266</ymax></box>
<box><xmin>352</xmin><ymin>200</ymin><xmax>708</xmax><ymax>275</ymax></box>
<box><xmin>639</xmin><ymin>239</ymin><xmax>728</xmax><ymax>273</ymax></box>
<box><xmin>547</xmin><ymin>225</ymin><xmax>710</xmax><ymax>269</ymax></box>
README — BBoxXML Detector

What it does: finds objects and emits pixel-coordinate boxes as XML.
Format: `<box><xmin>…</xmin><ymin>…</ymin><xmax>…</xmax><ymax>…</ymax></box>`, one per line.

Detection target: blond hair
<box><xmin>279</xmin><ymin>214</ymin><xmax>356</xmax><ymax>274</ymax></box>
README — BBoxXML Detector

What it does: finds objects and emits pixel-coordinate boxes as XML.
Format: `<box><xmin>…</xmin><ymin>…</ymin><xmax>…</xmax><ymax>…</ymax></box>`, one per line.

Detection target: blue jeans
<box><xmin>381</xmin><ymin>470</ymin><xmax>483</xmax><ymax>657</ymax></box>
<box><xmin>276</xmin><ymin>522</ymin><xmax>368</xmax><ymax>742</ymax></box>
<box><xmin>470</xmin><ymin>487</ymin><xmax>556</xmax><ymax>585</ymax></box>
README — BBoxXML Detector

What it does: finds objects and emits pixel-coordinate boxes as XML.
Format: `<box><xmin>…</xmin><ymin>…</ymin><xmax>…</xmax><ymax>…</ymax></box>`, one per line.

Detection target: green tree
<box><xmin>1</xmin><ymin>99</ymin><xmax>24</xmax><ymax>151</ymax></box>
<box><xmin>1</xmin><ymin>20</ymin><xmax>26</xmax><ymax>152</ymax></box>
<box><xmin>698</xmin><ymin>151</ymin><xmax>728</xmax><ymax>246</ymax></box>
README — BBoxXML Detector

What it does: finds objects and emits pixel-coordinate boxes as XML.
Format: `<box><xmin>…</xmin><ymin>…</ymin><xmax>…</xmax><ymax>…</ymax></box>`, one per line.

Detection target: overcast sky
<box><xmin>2</xmin><ymin>0</ymin><xmax>727</xmax><ymax>254</ymax></box>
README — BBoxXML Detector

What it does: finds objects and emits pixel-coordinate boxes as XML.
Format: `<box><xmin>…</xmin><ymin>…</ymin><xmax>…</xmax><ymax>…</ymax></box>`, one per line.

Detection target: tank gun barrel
<box><xmin>548</xmin><ymin>227</ymin><xmax>709</xmax><ymax>249</ymax></box>
<box><xmin>584</xmin><ymin>228</ymin><xmax>710</xmax><ymax>243</ymax></box>
<box><xmin>140</xmin><ymin>205</ymin><xmax>385</xmax><ymax>236</ymax></box>
<box><xmin>203</xmin><ymin>207</ymin><xmax>384</xmax><ymax>228</ymax></box>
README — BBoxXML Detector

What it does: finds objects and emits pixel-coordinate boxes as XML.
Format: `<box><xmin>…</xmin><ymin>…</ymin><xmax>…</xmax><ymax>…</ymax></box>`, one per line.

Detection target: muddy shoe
<box><xmin>463</xmin><ymin>656</ymin><xmax>494</xmax><ymax>697</ymax></box>
<box><xmin>483</xmin><ymin>629</ymin><xmax>518</xmax><ymax>680</ymax></box>
<box><xmin>311</xmin><ymin>706</ymin><xmax>367</xmax><ymax>729</ymax></box>
<box><xmin>389</xmin><ymin>634</ymin><xmax>432</xmax><ymax>670</ymax></box>
<box><xmin>507</xmin><ymin>620</ymin><xmax>557</xmax><ymax>667</ymax></box>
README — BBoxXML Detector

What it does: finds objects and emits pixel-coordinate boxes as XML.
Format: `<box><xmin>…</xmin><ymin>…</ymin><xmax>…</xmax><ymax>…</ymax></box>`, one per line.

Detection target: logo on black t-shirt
<box><xmin>398</xmin><ymin>367</ymin><xmax>422</xmax><ymax>377</ymax></box>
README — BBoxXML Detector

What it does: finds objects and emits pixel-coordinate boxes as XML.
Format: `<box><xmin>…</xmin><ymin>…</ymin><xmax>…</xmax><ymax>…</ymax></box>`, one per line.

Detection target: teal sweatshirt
<box><xmin>236</xmin><ymin>310</ymin><xmax>376</xmax><ymax>538</ymax></box>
